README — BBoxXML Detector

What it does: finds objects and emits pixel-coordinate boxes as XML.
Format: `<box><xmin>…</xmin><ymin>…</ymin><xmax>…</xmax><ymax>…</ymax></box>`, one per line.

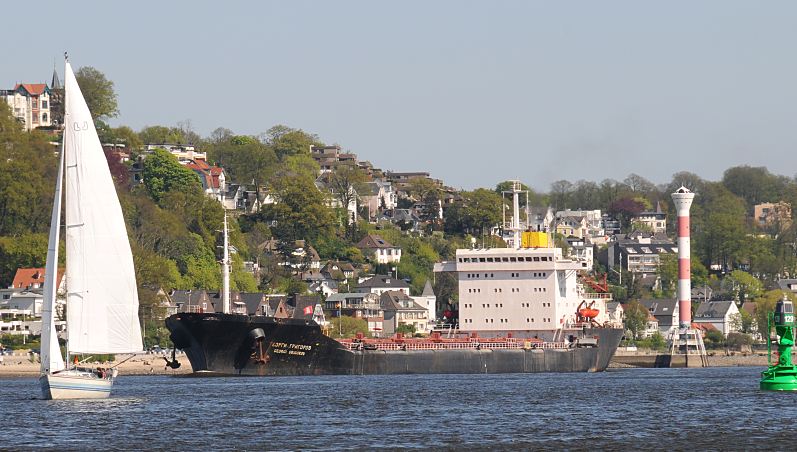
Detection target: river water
<box><xmin>1</xmin><ymin>367</ymin><xmax>796</xmax><ymax>450</ymax></box>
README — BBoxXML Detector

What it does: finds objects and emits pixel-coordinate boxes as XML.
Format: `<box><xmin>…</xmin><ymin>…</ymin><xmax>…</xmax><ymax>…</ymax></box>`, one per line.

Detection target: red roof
<box><xmin>186</xmin><ymin>160</ymin><xmax>223</xmax><ymax>189</ymax></box>
<box><xmin>14</xmin><ymin>83</ymin><xmax>48</xmax><ymax>96</ymax></box>
<box><xmin>11</xmin><ymin>267</ymin><xmax>65</xmax><ymax>290</ymax></box>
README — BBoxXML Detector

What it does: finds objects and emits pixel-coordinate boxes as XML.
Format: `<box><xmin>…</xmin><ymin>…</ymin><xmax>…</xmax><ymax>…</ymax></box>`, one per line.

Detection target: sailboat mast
<box><xmin>222</xmin><ymin>212</ymin><xmax>230</xmax><ymax>314</ymax></box>
<box><xmin>40</xmin><ymin>131</ymin><xmax>67</xmax><ymax>374</ymax></box>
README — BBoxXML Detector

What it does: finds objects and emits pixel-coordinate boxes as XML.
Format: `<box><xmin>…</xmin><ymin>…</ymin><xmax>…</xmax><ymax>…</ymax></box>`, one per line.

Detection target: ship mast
<box><xmin>222</xmin><ymin>212</ymin><xmax>231</xmax><ymax>314</ymax></box>
<box><xmin>502</xmin><ymin>180</ymin><xmax>526</xmax><ymax>249</ymax></box>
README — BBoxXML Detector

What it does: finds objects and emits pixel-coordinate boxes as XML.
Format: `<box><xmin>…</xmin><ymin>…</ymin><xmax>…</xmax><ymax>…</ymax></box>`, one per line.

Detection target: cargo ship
<box><xmin>165</xmin><ymin>182</ymin><xmax>624</xmax><ymax>375</ymax></box>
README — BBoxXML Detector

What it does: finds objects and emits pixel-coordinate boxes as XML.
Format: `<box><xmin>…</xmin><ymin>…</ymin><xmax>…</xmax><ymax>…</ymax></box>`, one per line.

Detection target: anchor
<box><xmin>163</xmin><ymin>346</ymin><xmax>181</xmax><ymax>369</ymax></box>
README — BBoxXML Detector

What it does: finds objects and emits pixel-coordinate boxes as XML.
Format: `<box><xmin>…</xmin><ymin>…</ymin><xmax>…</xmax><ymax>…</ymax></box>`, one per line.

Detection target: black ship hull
<box><xmin>166</xmin><ymin>313</ymin><xmax>624</xmax><ymax>376</ymax></box>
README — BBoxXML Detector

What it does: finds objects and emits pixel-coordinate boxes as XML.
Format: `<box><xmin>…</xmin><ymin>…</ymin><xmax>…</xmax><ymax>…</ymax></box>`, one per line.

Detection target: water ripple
<box><xmin>3</xmin><ymin>367</ymin><xmax>797</xmax><ymax>450</ymax></box>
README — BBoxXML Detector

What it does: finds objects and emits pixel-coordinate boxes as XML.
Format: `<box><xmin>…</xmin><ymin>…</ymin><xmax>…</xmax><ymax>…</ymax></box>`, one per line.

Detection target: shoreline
<box><xmin>0</xmin><ymin>354</ymin><xmax>193</xmax><ymax>379</ymax></box>
<box><xmin>1</xmin><ymin>350</ymin><xmax>774</xmax><ymax>378</ymax></box>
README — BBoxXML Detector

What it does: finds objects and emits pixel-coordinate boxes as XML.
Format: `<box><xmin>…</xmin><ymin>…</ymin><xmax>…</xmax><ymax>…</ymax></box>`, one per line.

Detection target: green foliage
<box><xmin>0</xmin><ymin>233</ymin><xmax>49</xmax><ymax>287</ymax></box>
<box><xmin>74</xmin><ymin>66</ymin><xmax>119</xmax><ymax>120</ymax></box>
<box><xmin>142</xmin><ymin>149</ymin><xmax>202</xmax><ymax>203</ymax></box>
<box><xmin>722</xmin><ymin>166</ymin><xmax>786</xmax><ymax>209</ymax></box>
<box><xmin>444</xmin><ymin>188</ymin><xmax>503</xmax><ymax>235</ymax></box>
<box><xmin>623</xmin><ymin>300</ymin><xmax>649</xmax><ymax>339</ymax></box>
<box><xmin>657</xmin><ymin>254</ymin><xmax>708</xmax><ymax>299</ymax></box>
<box><xmin>97</xmin><ymin>124</ymin><xmax>142</xmax><ymax>149</ymax></box>
<box><xmin>142</xmin><ymin>319</ymin><xmax>171</xmax><ymax>348</ymax></box>
<box><xmin>209</xmin><ymin>136</ymin><xmax>277</xmax><ymax>190</ymax></box>
<box><xmin>694</xmin><ymin>183</ymin><xmax>747</xmax><ymax>271</ymax></box>
<box><xmin>725</xmin><ymin>270</ymin><xmax>763</xmax><ymax>302</ymax></box>
<box><xmin>634</xmin><ymin>331</ymin><xmax>667</xmax><ymax>351</ymax></box>
<box><xmin>396</xmin><ymin>323</ymin><xmax>417</xmax><ymax>335</ymax></box>
<box><xmin>275</xmin><ymin>277</ymin><xmax>308</xmax><ymax>295</ymax></box>
<box><xmin>327</xmin><ymin>315</ymin><xmax>371</xmax><ymax>339</ymax></box>
<box><xmin>231</xmin><ymin>255</ymin><xmax>258</xmax><ymax>292</ymax></box>
<box><xmin>725</xmin><ymin>332</ymin><xmax>754</xmax><ymax>349</ymax></box>
<box><xmin>269</xmin><ymin>127</ymin><xmax>319</xmax><ymax>159</ymax></box>
<box><xmin>258</xmin><ymin>174</ymin><xmax>334</xmax><ymax>243</ymax></box>
<box><xmin>730</xmin><ymin>308</ymin><xmax>755</xmax><ymax>335</ymax></box>
<box><xmin>138</xmin><ymin>125</ymin><xmax>189</xmax><ymax>145</ymax></box>
<box><xmin>0</xmin><ymin>104</ymin><xmax>58</xmax><ymax>236</ymax></box>
<box><xmin>703</xmin><ymin>330</ymin><xmax>726</xmax><ymax>348</ymax></box>
<box><xmin>752</xmin><ymin>290</ymin><xmax>794</xmax><ymax>340</ymax></box>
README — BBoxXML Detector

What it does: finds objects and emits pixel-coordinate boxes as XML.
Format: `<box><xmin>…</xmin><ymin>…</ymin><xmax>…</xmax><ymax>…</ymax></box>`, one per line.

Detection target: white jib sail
<box><xmin>64</xmin><ymin>60</ymin><xmax>143</xmax><ymax>354</ymax></box>
<box><xmin>40</xmin><ymin>145</ymin><xmax>66</xmax><ymax>374</ymax></box>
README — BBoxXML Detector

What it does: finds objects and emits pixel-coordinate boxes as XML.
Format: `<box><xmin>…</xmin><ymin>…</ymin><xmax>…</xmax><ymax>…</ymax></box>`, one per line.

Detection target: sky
<box><xmin>4</xmin><ymin>1</ymin><xmax>797</xmax><ymax>191</ymax></box>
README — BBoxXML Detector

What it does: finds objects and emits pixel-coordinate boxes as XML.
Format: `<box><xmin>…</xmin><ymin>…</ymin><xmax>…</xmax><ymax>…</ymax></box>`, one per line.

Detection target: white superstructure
<box><xmin>441</xmin><ymin>247</ymin><xmax>608</xmax><ymax>339</ymax></box>
<box><xmin>435</xmin><ymin>180</ymin><xmax>612</xmax><ymax>340</ymax></box>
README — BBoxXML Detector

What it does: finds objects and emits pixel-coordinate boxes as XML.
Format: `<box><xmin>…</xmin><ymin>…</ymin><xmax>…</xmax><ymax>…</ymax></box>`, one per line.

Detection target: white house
<box><xmin>355</xmin><ymin>275</ymin><xmax>410</xmax><ymax>296</ymax></box>
<box><xmin>411</xmin><ymin>280</ymin><xmax>437</xmax><ymax>329</ymax></box>
<box><xmin>2</xmin><ymin>83</ymin><xmax>52</xmax><ymax>131</ymax></box>
<box><xmin>694</xmin><ymin>301</ymin><xmax>740</xmax><ymax>337</ymax></box>
<box><xmin>356</xmin><ymin>234</ymin><xmax>401</xmax><ymax>264</ymax></box>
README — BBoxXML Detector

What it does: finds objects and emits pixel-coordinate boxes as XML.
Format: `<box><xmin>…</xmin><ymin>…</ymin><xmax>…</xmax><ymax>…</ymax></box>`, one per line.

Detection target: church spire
<box><xmin>51</xmin><ymin>62</ymin><xmax>62</xmax><ymax>89</ymax></box>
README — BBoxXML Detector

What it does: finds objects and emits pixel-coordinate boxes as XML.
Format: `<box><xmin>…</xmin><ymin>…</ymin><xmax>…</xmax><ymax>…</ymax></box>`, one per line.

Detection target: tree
<box><xmin>0</xmin><ymin>233</ymin><xmax>49</xmax><ymax>287</ymax></box>
<box><xmin>722</xmin><ymin>166</ymin><xmax>786</xmax><ymax>209</ymax></box>
<box><xmin>549</xmin><ymin>180</ymin><xmax>573</xmax><ymax>209</ymax></box>
<box><xmin>445</xmin><ymin>188</ymin><xmax>503</xmax><ymax>235</ymax></box>
<box><xmin>730</xmin><ymin>309</ymin><xmax>755</xmax><ymax>335</ymax></box>
<box><xmin>695</xmin><ymin>183</ymin><xmax>747</xmax><ymax>271</ymax></box>
<box><xmin>214</xmin><ymin>137</ymin><xmax>277</xmax><ymax>195</ymax></box>
<box><xmin>703</xmin><ymin>330</ymin><xmax>725</xmax><ymax>348</ymax></box>
<box><xmin>142</xmin><ymin>149</ymin><xmax>202</xmax><ymax>203</ymax></box>
<box><xmin>0</xmin><ymin>102</ymin><xmax>59</xmax><ymax>236</ymax></box>
<box><xmin>270</xmin><ymin>127</ymin><xmax>319</xmax><ymax>159</ymax></box>
<box><xmin>396</xmin><ymin>323</ymin><xmax>417</xmax><ymax>335</ymax></box>
<box><xmin>326</xmin><ymin>164</ymin><xmax>368</xmax><ymax>221</ymax></box>
<box><xmin>623</xmin><ymin>300</ymin><xmax>648</xmax><ymax>339</ymax></box>
<box><xmin>665</xmin><ymin>171</ymin><xmax>706</xmax><ymax>196</ymax></box>
<box><xmin>623</xmin><ymin>173</ymin><xmax>656</xmax><ymax>195</ymax></box>
<box><xmin>608</xmin><ymin>197</ymin><xmax>646</xmax><ymax>231</ymax></box>
<box><xmin>258</xmin><ymin>175</ymin><xmax>335</xmax><ymax>244</ymax></box>
<box><xmin>138</xmin><ymin>125</ymin><xmax>187</xmax><ymax>145</ymax></box>
<box><xmin>74</xmin><ymin>66</ymin><xmax>119</xmax><ymax>120</ymax></box>
<box><xmin>725</xmin><ymin>332</ymin><xmax>754</xmax><ymax>349</ymax></box>
<box><xmin>725</xmin><ymin>270</ymin><xmax>763</xmax><ymax>302</ymax></box>
<box><xmin>406</xmin><ymin>177</ymin><xmax>442</xmax><ymax>221</ymax></box>
<box><xmin>752</xmin><ymin>290</ymin><xmax>792</xmax><ymax>340</ymax></box>
<box><xmin>327</xmin><ymin>315</ymin><xmax>371</xmax><ymax>339</ymax></box>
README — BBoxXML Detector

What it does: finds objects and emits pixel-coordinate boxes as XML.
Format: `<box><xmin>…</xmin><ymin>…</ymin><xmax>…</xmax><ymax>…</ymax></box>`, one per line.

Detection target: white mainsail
<box><xmin>63</xmin><ymin>61</ymin><xmax>143</xmax><ymax>354</ymax></box>
<box><xmin>40</xmin><ymin>146</ymin><xmax>66</xmax><ymax>374</ymax></box>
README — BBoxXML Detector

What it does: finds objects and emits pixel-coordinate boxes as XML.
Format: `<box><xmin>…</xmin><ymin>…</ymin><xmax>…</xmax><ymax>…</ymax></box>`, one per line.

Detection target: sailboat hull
<box><xmin>39</xmin><ymin>371</ymin><xmax>113</xmax><ymax>400</ymax></box>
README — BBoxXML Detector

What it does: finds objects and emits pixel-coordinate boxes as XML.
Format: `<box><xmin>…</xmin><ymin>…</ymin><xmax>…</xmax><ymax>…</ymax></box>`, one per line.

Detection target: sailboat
<box><xmin>39</xmin><ymin>55</ymin><xmax>143</xmax><ymax>400</ymax></box>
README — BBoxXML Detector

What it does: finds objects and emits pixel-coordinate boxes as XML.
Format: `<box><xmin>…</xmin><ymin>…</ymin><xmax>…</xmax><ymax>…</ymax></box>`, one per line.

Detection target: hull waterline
<box><xmin>40</xmin><ymin>371</ymin><xmax>114</xmax><ymax>400</ymax></box>
<box><xmin>167</xmin><ymin>313</ymin><xmax>623</xmax><ymax>376</ymax></box>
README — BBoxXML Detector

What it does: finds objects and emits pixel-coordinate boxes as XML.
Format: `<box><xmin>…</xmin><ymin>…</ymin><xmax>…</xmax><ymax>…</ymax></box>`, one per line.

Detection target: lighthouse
<box><xmin>671</xmin><ymin>186</ymin><xmax>694</xmax><ymax>328</ymax></box>
<box><xmin>669</xmin><ymin>186</ymin><xmax>707</xmax><ymax>366</ymax></box>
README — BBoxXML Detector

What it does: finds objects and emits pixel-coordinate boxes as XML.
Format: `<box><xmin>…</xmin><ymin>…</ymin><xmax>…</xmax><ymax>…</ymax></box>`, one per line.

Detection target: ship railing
<box><xmin>339</xmin><ymin>340</ymin><xmax>572</xmax><ymax>352</ymax></box>
<box><xmin>578</xmin><ymin>292</ymin><xmax>613</xmax><ymax>299</ymax></box>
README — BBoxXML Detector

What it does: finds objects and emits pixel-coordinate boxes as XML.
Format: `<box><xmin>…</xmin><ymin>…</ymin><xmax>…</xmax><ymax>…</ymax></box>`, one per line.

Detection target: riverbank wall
<box><xmin>609</xmin><ymin>349</ymin><xmax>786</xmax><ymax>368</ymax></box>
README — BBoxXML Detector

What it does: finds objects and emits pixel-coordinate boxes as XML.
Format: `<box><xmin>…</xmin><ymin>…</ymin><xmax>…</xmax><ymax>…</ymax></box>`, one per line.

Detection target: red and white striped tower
<box><xmin>671</xmin><ymin>186</ymin><xmax>695</xmax><ymax>329</ymax></box>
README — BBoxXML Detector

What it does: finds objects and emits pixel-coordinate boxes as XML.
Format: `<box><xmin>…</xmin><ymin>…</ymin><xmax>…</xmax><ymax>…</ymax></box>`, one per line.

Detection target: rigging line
<box><xmin>109</xmin><ymin>353</ymin><xmax>139</xmax><ymax>369</ymax></box>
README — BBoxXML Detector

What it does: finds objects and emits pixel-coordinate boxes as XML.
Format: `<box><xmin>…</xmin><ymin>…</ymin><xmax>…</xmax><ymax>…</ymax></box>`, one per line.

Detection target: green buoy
<box><xmin>760</xmin><ymin>296</ymin><xmax>797</xmax><ymax>391</ymax></box>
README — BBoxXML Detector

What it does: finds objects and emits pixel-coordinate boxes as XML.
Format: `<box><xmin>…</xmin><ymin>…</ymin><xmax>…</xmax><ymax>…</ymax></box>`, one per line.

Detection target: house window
<box><xmin>42</xmin><ymin>100</ymin><xmax>48</xmax><ymax>109</ymax></box>
<box><xmin>42</xmin><ymin>113</ymin><xmax>48</xmax><ymax>123</ymax></box>
<box><xmin>32</xmin><ymin>100</ymin><xmax>38</xmax><ymax>108</ymax></box>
